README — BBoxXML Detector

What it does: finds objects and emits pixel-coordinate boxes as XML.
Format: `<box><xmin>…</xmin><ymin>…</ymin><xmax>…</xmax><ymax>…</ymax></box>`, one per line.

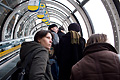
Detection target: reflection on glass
<box><xmin>84</xmin><ymin>0</ymin><xmax>114</xmax><ymax>46</ymax></box>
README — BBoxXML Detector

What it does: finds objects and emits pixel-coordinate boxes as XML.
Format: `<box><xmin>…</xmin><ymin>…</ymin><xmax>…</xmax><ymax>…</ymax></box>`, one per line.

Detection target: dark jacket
<box><xmin>71</xmin><ymin>43</ymin><xmax>120</xmax><ymax>80</ymax></box>
<box><xmin>57</xmin><ymin>30</ymin><xmax>65</xmax><ymax>39</ymax></box>
<box><xmin>57</xmin><ymin>32</ymin><xmax>86</xmax><ymax>80</ymax></box>
<box><xmin>19</xmin><ymin>41</ymin><xmax>53</xmax><ymax>80</ymax></box>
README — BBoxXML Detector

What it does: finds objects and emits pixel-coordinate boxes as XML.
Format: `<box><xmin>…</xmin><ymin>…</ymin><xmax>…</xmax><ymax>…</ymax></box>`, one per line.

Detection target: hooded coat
<box><xmin>19</xmin><ymin>41</ymin><xmax>53</xmax><ymax>80</ymax></box>
<box><xmin>71</xmin><ymin>43</ymin><xmax>120</xmax><ymax>80</ymax></box>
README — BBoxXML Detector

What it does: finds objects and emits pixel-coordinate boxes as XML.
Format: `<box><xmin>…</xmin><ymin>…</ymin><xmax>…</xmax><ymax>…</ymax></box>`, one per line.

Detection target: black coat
<box><xmin>57</xmin><ymin>32</ymin><xmax>86</xmax><ymax>80</ymax></box>
<box><xmin>57</xmin><ymin>30</ymin><xmax>65</xmax><ymax>39</ymax></box>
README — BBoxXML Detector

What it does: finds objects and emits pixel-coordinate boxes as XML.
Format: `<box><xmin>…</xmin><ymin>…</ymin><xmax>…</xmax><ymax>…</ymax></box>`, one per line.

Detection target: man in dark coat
<box><xmin>57</xmin><ymin>23</ymin><xmax>86</xmax><ymax>80</ymax></box>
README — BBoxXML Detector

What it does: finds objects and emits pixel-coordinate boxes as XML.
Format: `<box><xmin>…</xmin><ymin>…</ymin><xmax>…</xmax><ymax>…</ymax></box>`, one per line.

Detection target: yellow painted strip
<box><xmin>45</xmin><ymin>21</ymin><xmax>49</xmax><ymax>24</ymax></box>
<box><xmin>28</xmin><ymin>6</ymin><xmax>39</xmax><ymax>11</ymax></box>
<box><xmin>46</xmin><ymin>23</ymin><xmax>50</xmax><ymax>25</ymax></box>
<box><xmin>37</xmin><ymin>15</ymin><xmax>44</xmax><ymax>18</ymax></box>
<box><xmin>0</xmin><ymin>45</ymin><xmax>21</xmax><ymax>57</ymax></box>
<box><xmin>45</xmin><ymin>10</ymin><xmax>48</xmax><ymax>14</ymax></box>
<box><xmin>47</xmin><ymin>23</ymin><xmax>50</xmax><ymax>26</ymax></box>
<box><xmin>42</xmin><ymin>19</ymin><xmax>47</xmax><ymax>22</ymax></box>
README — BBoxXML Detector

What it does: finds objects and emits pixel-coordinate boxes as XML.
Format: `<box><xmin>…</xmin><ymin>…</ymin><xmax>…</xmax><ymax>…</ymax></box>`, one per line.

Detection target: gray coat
<box><xmin>19</xmin><ymin>41</ymin><xmax>53</xmax><ymax>80</ymax></box>
<box><xmin>51</xmin><ymin>31</ymin><xmax>59</xmax><ymax>46</ymax></box>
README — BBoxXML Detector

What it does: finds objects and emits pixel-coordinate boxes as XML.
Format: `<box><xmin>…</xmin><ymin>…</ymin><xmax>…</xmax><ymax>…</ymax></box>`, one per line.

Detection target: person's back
<box><xmin>70</xmin><ymin>34</ymin><xmax>120</xmax><ymax>80</ymax></box>
<box><xmin>57</xmin><ymin>23</ymin><xmax>86</xmax><ymax>80</ymax></box>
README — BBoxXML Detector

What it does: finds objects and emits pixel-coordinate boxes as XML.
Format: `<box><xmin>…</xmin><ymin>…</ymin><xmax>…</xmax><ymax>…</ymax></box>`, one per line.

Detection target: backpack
<box><xmin>9</xmin><ymin>67</ymin><xmax>26</xmax><ymax>80</ymax></box>
<box><xmin>8</xmin><ymin>48</ymin><xmax>39</xmax><ymax>80</ymax></box>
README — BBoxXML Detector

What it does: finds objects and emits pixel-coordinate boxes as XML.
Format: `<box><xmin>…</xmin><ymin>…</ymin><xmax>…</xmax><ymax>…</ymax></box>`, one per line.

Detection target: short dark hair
<box><xmin>86</xmin><ymin>33</ymin><xmax>107</xmax><ymax>46</ymax></box>
<box><xmin>48</xmin><ymin>24</ymin><xmax>58</xmax><ymax>30</ymax></box>
<box><xmin>34</xmin><ymin>30</ymin><xmax>53</xmax><ymax>42</ymax></box>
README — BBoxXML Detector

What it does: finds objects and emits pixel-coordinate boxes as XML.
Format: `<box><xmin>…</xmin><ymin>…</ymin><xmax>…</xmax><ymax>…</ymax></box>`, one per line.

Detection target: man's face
<box><xmin>51</xmin><ymin>27</ymin><xmax>58</xmax><ymax>33</ymax></box>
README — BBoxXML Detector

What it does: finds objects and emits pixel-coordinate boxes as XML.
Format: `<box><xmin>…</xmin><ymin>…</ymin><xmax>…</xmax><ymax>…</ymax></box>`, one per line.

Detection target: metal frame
<box><xmin>48</xmin><ymin>7</ymin><xmax>71</xmax><ymax>24</ymax></box>
<box><xmin>67</xmin><ymin>0</ymin><xmax>93</xmax><ymax>37</ymax></box>
<box><xmin>1</xmin><ymin>0</ymin><xmax>120</xmax><ymax>53</ymax></box>
<box><xmin>2</xmin><ymin>1</ymin><xmax>77</xmax><ymax>40</ymax></box>
<box><xmin>101</xmin><ymin>0</ymin><xmax>120</xmax><ymax>53</ymax></box>
<box><xmin>0</xmin><ymin>2</ymin><xmax>13</xmax><ymax>11</ymax></box>
<box><xmin>2</xmin><ymin>2</ymin><xmax>28</xmax><ymax>41</ymax></box>
<box><xmin>41</xmin><ymin>0</ymin><xmax>77</xmax><ymax>23</ymax></box>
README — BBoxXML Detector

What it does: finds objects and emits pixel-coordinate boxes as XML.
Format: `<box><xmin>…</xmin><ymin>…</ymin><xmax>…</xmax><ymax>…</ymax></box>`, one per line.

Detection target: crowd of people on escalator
<box><xmin>17</xmin><ymin>23</ymin><xmax>120</xmax><ymax>80</ymax></box>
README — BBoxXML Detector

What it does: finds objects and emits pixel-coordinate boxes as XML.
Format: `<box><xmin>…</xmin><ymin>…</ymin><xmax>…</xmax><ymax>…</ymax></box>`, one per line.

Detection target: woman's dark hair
<box><xmin>34</xmin><ymin>30</ymin><xmax>53</xmax><ymax>42</ymax></box>
<box><xmin>86</xmin><ymin>33</ymin><xmax>107</xmax><ymax>46</ymax></box>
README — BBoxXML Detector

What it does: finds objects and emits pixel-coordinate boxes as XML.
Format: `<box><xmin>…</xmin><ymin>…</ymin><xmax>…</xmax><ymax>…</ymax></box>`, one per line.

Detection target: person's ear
<box><xmin>38</xmin><ymin>39</ymin><xmax>41</xmax><ymax>43</ymax></box>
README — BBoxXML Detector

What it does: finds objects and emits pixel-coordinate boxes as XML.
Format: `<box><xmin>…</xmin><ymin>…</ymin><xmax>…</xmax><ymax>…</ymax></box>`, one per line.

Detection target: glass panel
<box><xmin>36</xmin><ymin>19</ymin><xmax>42</xmax><ymax>24</ymax></box>
<box><xmin>50</xmin><ymin>17</ymin><xmax>62</xmax><ymax>25</ymax></box>
<box><xmin>46</xmin><ymin>4</ymin><xmax>69</xmax><ymax>16</ymax></box>
<box><xmin>77</xmin><ymin>0</ymin><xmax>84</xmax><ymax>3</ymax></box>
<box><xmin>56</xmin><ymin>0</ymin><xmax>75</xmax><ymax>12</ymax></box>
<box><xmin>47</xmin><ymin>7</ymin><xmax>68</xmax><ymax>18</ymax></box>
<box><xmin>69</xmin><ymin>17</ymin><xmax>74</xmax><ymax>23</ymax></box>
<box><xmin>84</xmin><ymin>0</ymin><xmax>114</xmax><ymax>46</ymax></box>
<box><xmin>74</xmin><ymin>11</ymin><xmax>88</xmax><ymax>40</ymax></box>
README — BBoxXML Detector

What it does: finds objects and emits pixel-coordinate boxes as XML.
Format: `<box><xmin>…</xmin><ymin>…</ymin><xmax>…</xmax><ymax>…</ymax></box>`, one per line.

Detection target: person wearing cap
<box><xmin>48</xmin><ymin>24</ymin><xmax>59</xmax><ymax>45</ymax></box>
<box><xmin>48</xmin><ymin>24</ymin><xmax>59</xmax><ymax>80</ymax></box>
<box><xmin>57</xmin><ymin>23</ymin><xmax>86</xmax><ymax>80</ymax></box>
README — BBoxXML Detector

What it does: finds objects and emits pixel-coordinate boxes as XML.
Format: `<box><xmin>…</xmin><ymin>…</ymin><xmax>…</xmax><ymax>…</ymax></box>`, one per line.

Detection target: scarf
<box><xmin>70</xmin><ymin>31</ymin><xmax>81</xmax><ymax>44</ymax></box>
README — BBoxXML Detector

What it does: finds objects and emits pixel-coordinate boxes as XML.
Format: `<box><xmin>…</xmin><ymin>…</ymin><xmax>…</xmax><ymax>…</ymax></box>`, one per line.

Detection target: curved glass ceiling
<box><xmin>0</xmin><ymin>0</ymin><xmax>120</xmax><ymax>52</ymax></box>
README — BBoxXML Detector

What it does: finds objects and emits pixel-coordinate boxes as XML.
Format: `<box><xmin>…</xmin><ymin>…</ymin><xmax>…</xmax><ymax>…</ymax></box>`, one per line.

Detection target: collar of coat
<box><xmin>83</xmin><ymin>43</ymin><xmax>118</xmax><ymax>56</ymax></box>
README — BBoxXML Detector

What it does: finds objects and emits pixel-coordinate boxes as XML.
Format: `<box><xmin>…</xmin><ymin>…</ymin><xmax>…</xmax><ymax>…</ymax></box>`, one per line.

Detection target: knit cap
<box><xmin>68</xmin><ymin>23</ymin><xmax>80</xmax><ymax>32</ymax></box>
<box><xmin>48</xmin><ymin>24</ymin><xmax>58</xmax><ymax>30</ymax></box>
